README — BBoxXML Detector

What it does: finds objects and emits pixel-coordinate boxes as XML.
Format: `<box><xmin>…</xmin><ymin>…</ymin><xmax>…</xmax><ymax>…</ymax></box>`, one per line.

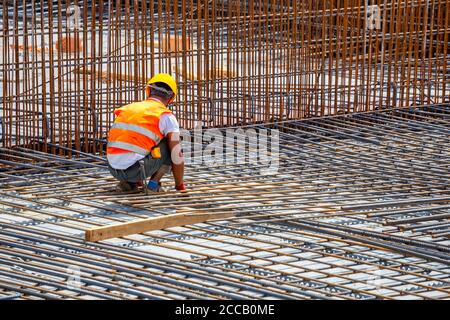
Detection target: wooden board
<box><xmin>75</xmin><ymin>67</ymin><xmax>146</xmax><ymax>83</ymax></box>
<box><xmin>138</xmin><ymin>35</ymin><xmax>192</xmax><ymax>53</ymax></box>
<box><xmin>85</xmin><ymin>211</ymin><xmax>235</xmax><ymax>242</ymax></box>
<box><xmin>173</xmin><ymin>65</ymin><xmax>236</xmax><ymax>81</ymax></box>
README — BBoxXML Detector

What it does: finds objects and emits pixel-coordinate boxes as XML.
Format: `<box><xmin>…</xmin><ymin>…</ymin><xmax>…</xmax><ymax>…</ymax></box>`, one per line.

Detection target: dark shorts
<box><xmin>108</xmin><ymin>139</ymin><xmax>172</xmax><ymax>183</ymax></box>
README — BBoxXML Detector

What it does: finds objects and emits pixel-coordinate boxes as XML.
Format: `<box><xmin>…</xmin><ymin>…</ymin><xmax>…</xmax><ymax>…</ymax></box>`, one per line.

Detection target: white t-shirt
<box><xmin>107</xmin><ymin>113</ymin><xmax>180</xmax><ymax>169</ymax></box>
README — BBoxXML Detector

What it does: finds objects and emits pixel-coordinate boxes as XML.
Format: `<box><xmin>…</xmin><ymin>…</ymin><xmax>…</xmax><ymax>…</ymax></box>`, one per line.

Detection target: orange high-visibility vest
<box><xmin>107</xmin><ymin>99</ymin><xmax>172</xmax><ymax>156</ymax></box>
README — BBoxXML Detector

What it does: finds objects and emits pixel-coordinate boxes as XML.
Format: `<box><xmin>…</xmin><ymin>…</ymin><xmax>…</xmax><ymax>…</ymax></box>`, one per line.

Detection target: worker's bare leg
<box><xmin>150</xmin><ymin>164</ymin><xmax>171</xmax><ymax>182</ymax></box>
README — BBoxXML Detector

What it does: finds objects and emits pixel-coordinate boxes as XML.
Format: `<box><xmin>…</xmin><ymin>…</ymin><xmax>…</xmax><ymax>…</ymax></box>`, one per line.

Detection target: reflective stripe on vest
<box><xmin>111</xmin><ymin>122</ymin><xmax>162</xmax><ymax>145</ymax></box>
<box><xmin>107</xmin><ymin>141</ymin><xmax>149</xmax><ymax>156</ymax></box>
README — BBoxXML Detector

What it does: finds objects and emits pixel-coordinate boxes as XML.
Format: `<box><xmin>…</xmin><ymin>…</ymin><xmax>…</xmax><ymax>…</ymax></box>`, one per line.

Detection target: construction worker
<box><xmin>106</xmin><ymin>73</ymin><xmax>186</xmax><ymax>193</ymax></box>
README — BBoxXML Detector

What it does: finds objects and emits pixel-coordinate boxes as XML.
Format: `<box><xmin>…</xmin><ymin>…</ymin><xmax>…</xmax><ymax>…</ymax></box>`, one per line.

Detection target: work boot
<box><xmin>146</xmin><ymin>180</ymin><xmax>164</xmax><ymax>193</ymax></box>
<box><xmin>149</xmin><ymin>185</ymin><xmax>164</xmax><ymax>193</ymax></box>
<box><xmin>115</xmin><ymin>181</ymin><xmax>138</xmax><ymax>192</ymax></box>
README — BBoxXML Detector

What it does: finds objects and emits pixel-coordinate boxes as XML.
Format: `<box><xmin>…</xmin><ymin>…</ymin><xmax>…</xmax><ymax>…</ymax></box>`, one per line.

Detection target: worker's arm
<box><xmin>167</xmin><ymin>132</ymin><xmax>185</xmax><ymax>190</ymax></box>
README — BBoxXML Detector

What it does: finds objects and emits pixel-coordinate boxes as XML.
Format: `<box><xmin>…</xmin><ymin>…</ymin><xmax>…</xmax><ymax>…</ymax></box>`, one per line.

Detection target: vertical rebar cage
<box><xmin>1</xmin><ymin>0</ymin><xmax>449</xmax><ymax>153</ymax></box>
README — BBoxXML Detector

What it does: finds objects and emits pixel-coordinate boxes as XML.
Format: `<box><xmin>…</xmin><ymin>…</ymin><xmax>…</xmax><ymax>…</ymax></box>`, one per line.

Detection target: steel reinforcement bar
<box><xmin>0</xmin><ymin>105</ymin><xmax>448</xmax><ymax>299</ymax></box>
<box><xmin>1</xmin><ymin>1</ymin><xmax>449</xmax><ymax>152</ymax></box>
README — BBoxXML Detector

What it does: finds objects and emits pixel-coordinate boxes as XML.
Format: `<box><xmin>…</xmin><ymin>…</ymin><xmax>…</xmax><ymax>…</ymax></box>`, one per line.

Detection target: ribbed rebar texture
<box><xmin>0</xmin><ymin>105</ymin><xmax>448</xmax><ymax>299</ymax></box>
<box><xmin>1</xmin><ymin>1</ymin><xmax>449</xmax><ymax>152</ymax></box>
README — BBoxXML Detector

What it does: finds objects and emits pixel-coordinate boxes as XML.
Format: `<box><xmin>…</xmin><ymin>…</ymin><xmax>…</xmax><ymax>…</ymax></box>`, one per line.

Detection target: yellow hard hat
<box><xmin>147</xmin><ymin>73</ymin><xmax>177</xmax><ymax>96</ymax></box>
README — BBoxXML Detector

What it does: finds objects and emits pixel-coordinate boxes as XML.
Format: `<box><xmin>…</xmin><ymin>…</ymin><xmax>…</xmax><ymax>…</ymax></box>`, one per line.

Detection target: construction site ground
<box><xmin>0</xmin><ymin>105</ymin><xmax>448</xmax><ymax>300</ymax></box>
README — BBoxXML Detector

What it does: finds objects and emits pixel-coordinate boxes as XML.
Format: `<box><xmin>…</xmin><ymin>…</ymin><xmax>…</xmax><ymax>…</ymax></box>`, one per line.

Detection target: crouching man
<box><xmin>106</xmin><ymin>73</ymin><xmax>186</xmax><ymax>193</ymax></box>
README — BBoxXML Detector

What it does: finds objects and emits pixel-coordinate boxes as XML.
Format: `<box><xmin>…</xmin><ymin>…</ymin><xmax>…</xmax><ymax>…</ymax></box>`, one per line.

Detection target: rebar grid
<box><xmin>1</xmin><ymin>1</ymin><xmax>449</xmax><ymax>152</ymax></box>
<box><xmin>0</xmin><ymin>105</ymin><xmax>448</xmax><ymax>299</ymax></box>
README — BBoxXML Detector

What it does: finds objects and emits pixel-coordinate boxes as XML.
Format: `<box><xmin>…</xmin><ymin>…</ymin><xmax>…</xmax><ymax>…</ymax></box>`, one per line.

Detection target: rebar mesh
<box><xmin>0</xmin><ymin>105</ymin><xmax>448</xmax><ymax>299</ymax></box>
<box><xmin>1</xmin><ymin>0</ymin><xmax>448</xmax><ymax>153</ymax></box>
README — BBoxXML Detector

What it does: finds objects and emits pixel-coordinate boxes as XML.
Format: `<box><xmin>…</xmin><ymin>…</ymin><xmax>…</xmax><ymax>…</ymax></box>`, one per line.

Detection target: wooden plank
<box><xmin>85</xmin><ymin>211</ymin><xmax>235</xmax><ymax>242</ymax></box>
<box><xmin>138</xmin><ymin>34</ymin><xmax>192</xmax><ymax>53</ymax></box>
<box><xmin>173</xmin><ymin>65</ymin><xmax>236</xmax><ymax>81</ymax></box>
<box><xmin>75</xmin><ymin>67</ymin><xmax>146</xmax><ymax>83</ymax></box>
